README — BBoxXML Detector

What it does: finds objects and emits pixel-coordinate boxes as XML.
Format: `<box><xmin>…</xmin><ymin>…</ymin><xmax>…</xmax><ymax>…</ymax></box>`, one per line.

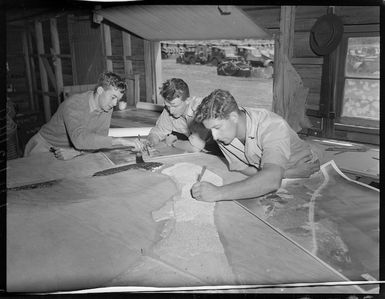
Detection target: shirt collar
<box><xmin>88</xmin><ymin>91</ymin><xmax>103</xmax><ymax>113</ymax></box>
<box><xmin>241</xmin><ymin>107</ymin><xmax>257</xmax><ymax>140</ymax></box>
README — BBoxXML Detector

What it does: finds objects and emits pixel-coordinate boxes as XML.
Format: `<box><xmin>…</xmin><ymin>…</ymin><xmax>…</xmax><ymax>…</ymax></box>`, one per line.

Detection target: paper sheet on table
<box><xmin>108</xmin><ymin>127</ymin><xmax>153</xmax><ymax>137</ymax></box>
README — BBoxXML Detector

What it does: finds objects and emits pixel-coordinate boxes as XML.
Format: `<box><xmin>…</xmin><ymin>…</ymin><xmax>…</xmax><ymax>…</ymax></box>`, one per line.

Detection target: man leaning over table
<box><xmin>24</xmin><ymin>71</ymin><xmax>142</xmax><ymax>160</ymax></box>
<box><xmin>191</xmin><ymin>89</ymin><xmax>322</xmax><ymax>202</ymax></box>
<box><xmin>145</xmin><ymin>78</ymin><xmax>218</xmax><ymax>154</ymax></box>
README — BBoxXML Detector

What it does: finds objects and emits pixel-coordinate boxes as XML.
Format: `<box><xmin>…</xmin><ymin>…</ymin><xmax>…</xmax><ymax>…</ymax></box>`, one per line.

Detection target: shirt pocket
<box><xmin>246</xmin><ymin>153</ymin><xmax>262</xmax><ymax>169</ymax></box>
<box><xmin>245</xmin><ymin>140</ymin><xmax>262</xmax><ymax>169</ymax></box>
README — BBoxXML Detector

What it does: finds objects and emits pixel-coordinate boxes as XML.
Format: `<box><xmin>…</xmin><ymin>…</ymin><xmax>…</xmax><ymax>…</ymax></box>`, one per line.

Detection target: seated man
<box><xmin>146</xmin><ymin>78</ymin><xmax>212</xmax><ymax>153</ymax></box>
<box><xmin>24</xmin><ymin>72</ymin><xmax>142</xmax><ymax>160</ymax></box>
<box><xmin>191</xmin><ymin>89</ymin><xmax>321</xmax><ymax>202</ymax></box>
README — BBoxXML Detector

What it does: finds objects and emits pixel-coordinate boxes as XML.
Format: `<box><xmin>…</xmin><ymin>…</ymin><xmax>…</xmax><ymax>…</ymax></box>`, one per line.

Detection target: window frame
<box><xmin>334</xmin><ymin>27</ymin><xmax>380</xmax><ymax>136</ymax></box>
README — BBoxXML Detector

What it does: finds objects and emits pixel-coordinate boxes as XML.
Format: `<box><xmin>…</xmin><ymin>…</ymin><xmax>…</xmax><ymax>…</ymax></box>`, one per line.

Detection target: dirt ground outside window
<box><xmin>161</xmin><ymin>58</ymin><xmax>273</xmax><ymax>110</ymax></box>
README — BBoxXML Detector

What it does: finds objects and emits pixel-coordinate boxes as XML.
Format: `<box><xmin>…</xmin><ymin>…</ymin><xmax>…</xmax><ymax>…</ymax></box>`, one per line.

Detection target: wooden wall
<box><xmin>6</xmin><ymin>11</ymin><xmax>149</xmax><ymax>154</ymax></box>
<box><xmin>7</xmin><ymin>12</ymin><xmax>148</xmax><ymax>115</ymax></box>
<box><xmin>7</xmin><ymin>25</ymin><xmax>31</xmax><ymax>113</ymax></box>
<box><xmin>244</xmin><ymin>5</ymin><xmax>379</xmax><ymax>141</ymax></box>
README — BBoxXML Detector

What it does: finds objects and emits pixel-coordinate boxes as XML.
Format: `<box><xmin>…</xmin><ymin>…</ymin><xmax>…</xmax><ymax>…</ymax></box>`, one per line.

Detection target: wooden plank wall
<box><xmin>245</xmin><ymin>5</ymin><xmax>379</xmax><ymax>138</ymax></box>
<box><xmin>6</xmin><ymin>12</ymin><xmax>149</xmax><ymax>152</ymax></box>
<box><xmin>293</xmin><ymin>6</ymin><xmax>379</xmax><ymax>138</ymax></box>
<box><xmin>109</xmin><ymin>24</ymin><xmax>146</xmax><ymax>104</ymax></box>
<box><xmin>7</xmin><ymin>25</ymin><xmax>32</xmax><ymax>113</ymax></box>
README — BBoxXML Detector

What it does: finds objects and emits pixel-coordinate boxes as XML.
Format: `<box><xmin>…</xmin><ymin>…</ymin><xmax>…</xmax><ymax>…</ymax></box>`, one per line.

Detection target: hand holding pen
<box><xmin>190</xmin><ymin>166</ymin><xmax>222</xmax><ymax>202</ymax></box>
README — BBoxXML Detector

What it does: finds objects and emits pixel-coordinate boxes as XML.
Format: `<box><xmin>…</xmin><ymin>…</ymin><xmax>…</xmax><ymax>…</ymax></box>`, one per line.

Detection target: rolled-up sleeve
<box><xmin>260</xmin><ymin>120</ymin><xmax>291</xmax><ymax>169</ymax></box>
<box><xmin>149</xmin><ymin>109</ymin><xmax>173</xmax><ymax>141</ymax></box>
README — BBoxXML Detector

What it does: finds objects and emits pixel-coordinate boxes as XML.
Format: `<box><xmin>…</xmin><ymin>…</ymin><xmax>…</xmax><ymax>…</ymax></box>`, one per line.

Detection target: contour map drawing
<box><xmin>153</xmin><ymin>162</ymin><xmax>238</xmax><ymax>285</ymax></box>
<box><xmin>237</xmin><ymin>160</ymin><xmax>379</xmax><ymax>291</ymax></box>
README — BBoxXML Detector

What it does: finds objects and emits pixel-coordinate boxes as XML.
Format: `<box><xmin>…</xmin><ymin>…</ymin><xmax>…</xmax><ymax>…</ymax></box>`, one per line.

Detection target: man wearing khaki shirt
<box><xmin>191</xmin><ymin>89</ymin><xmax>321</xmax><ymax>202</ymax></box>
<box><xmin>146</xmin><ymin>78</ymin><xmax>210</xmax><ymax>153</ymax></box>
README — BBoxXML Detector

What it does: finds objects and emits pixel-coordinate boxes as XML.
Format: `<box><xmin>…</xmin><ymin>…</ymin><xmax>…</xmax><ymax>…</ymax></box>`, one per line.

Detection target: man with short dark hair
<box><xmin>24</xmin><ymin>72</ymin><xmax>142</xmax><ymax>160</ymax></box>
<box><xmin>191</xmin><ymin>89</ymin><xmax>321</xmax><ymax>202</ymax></box>
<box><xmin>146</xmin><ymin>78</ymin><xmax>209</xmax><ymax>153</ymax></box>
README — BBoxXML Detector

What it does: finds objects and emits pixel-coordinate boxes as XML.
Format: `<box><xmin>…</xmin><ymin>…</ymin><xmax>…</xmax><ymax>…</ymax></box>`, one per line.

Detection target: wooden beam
<box><xmin>102</xmin><ymin>24</ymin><xmax>113</xmax><ymax>72</ymax></box>
<box><xmin>133</xmin><ymin>74</ymin><xmax>140</xmax><ymax>104</ymax></box>
<box><xmin>40</xmin><ymin>56</ymin><xmax>57</xmax><ymax>91</ymax></box>
<box><xmin>272</xmin><ymin>6</ymin><xmax>296</xmax><ymax>115</ymax></box>
<box><xmin>320</xmin><ymin>6</ymin><xmax>337</xmax><ymax>137</ymax></box>
<box><xmin>67</xmin><ymin>14</ymin><xmax>78</xmax><ymax>85</ymax></box>
<box><xmin>26</xmin><ymin>23</ymin><xmax>38</xmax><ymax>111</ymax></box>
<box><xmin>280</xmin><ymin>6</ymin><xmax>295</xmax><ymax>60</ymax></box>
<box><xmin>50</xmin><ymin>18</ymin><xmax>64</xmax><ymax>105</ymax></box>
<box><xmin>34</xmin><ymin>20</ymin><xmax>51</xmax><ymax>122</ymax></box>
<box><xmin>122</xmin><ymin>31</ymin><xmax>135</xmax><ymax>106</ymax></box>
<box><xmin>21</xmin><ymin>29</ymin><xmax>35</xmax><ymax>111</ymax></box>
<box><xmin>143</xmin><ymin>40</ymin><xmax>153</xmax><ymax>103</ymax></box>
<box><xmin>153</xmin><ymin>41</ymin><xmax>163</xmax><ymax>105</ymax></box>
<box><xmin>122</xmin><ymin>31</ymin><xmax>133</xmax><ymax>74</ymax></box>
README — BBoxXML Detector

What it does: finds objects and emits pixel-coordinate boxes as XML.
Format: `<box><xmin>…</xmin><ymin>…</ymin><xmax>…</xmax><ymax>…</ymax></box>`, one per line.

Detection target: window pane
<box><xmin>345</xmin><ymin>36</ymin><xmax>379</xmax><ymax>78</ymax></box>
<box><xmin>342</xmin><ymin>79</ymin><xmax>379</xmax><ymax>120</ymax></box>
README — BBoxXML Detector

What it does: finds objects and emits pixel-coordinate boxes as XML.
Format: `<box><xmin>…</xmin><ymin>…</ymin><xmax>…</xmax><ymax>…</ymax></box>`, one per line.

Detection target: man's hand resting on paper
<box><xmin>51</xmin><ymin>147</ymin><xmax>83</xmax><ymax>160</ymax></box>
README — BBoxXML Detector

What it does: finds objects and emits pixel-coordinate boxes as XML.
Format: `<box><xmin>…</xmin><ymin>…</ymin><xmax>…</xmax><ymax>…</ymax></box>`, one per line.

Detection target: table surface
<box><xmin>6</xmin><ymin>147</ymin><xmax>378</xmax><ymax>293</ymax></box>
<box><xmin>304</xmin><ymin>137</ymin><xmax>379</xmax><ymax>181</ymax></box>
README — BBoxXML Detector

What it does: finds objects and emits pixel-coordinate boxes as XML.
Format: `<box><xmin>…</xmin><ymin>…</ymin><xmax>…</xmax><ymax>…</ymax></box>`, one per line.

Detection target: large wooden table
<box><xmin>6</xmin><ymin>149</ymin><xmax>378</xmax><ymax>294</ymax></box>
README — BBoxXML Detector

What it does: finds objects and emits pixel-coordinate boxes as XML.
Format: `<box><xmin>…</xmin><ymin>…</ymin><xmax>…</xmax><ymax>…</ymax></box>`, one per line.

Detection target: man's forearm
<box><xmin>218</xmin><ymin>165</ymin><xmax>283</xmax><ymax>201</ymax></box>
<box><xmin>173</xmin><ymin>140</ymin><xmax>201</xmax><ymax>152</ymax></box>
<box><xmin>238</xmin><ymin>166</ymin><xmax>259</xmax><ymax>176</ymax></box>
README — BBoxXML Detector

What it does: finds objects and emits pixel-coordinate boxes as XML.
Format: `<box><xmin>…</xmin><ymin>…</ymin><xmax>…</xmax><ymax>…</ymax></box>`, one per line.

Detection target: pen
<box><xmin>197</xmin><ymin>166</ymin><xmax>207</xmax><ymax>182</ymax></box>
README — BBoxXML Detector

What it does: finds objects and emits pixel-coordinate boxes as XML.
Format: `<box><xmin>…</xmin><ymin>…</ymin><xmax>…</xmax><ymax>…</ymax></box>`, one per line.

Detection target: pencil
<box><xmin>197</xmin><ymin>166</ymin><xmax>207</xmax><ymax>182</ymax></box>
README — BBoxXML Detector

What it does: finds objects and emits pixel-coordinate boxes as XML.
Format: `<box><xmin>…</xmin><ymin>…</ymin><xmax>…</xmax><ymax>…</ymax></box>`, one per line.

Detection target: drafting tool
<box><xmin>7</xmin><ymin>179</ymin><xmax>61</xmax><ymax>191</ymax></box>
<box><xmin>197</xmin><ymin>166</ymin><xmax>207</xmax><ymax>182</ymax></box>
<box><xmin>136</xmin><ymin>134</ymin><xmax>145</xmax><ymax>163</ymax></box>
<box><xmin>92</xmin><ymin>162</ymin><xmax>163</xmax><ymax>176</ymax></box>
<box><xmin>325</xmin><ymin>145</ymin><xmax>368</xmax><ymax>155</ymax></box>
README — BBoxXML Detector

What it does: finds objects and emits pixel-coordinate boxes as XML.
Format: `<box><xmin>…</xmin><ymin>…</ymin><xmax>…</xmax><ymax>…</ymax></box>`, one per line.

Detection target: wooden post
<box><xmin>281</xmin><ymin>6</ymin><xmax>295</xmax><ymax>60</ymax></box>
<box><xmin>122</xmin><ymin>31</ymin><xmax>135</xmax><ymax>106</ymax></box>
<box><xmin>272</xmin><ymin>6</ymin><xmax>296</xmax><ymax>116</ymax></box>
<box><xmin>102</xmin><ymin>24</ymin><xmax>113</xmax><ymax>72</ymax></box>
<box><xmin>50</xmin><ymin>18</ymin><xmax>64</xmax><ymax>105</ymax></box>
<box><xmin>320</xmin><ymin>6</ymin><xmax>337</xmax><ymax>137</ymax></box>
<box><xmin>143</xmin><ymin>40</ymin><xmax>153</xmax><ymax>103</ymax></box>
<box><xmin>26</xmin><ymin>23</ymin><xmax>38</xmax><ymax>111</ymax></box>
<box><xmin>122</xmin><ymin>31</ymin><xmax>132</xmax><ymax>74</ymax></box>
<box><xmin>67</xmin><ymin>15</ymin><xmax>78</xmax><ymax>85</ymax></box>
<box><xmin>152</xmin><ymin>41</ymin><xmax>163</xmax><ymax>105</ymax></box>
<box><xmin>21</xmin><ymin>29</ymin><xmax>34</xmax><ymax>111</ymax></box>
<box><xmin>35</xmin><ymin>20</ymin><xmax>51</xmax><ymax>122</ymax></box>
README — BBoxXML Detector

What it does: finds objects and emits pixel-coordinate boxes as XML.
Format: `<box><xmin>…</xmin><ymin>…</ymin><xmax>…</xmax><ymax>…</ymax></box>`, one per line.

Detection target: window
<box><xmin>335</xmin><ymin>34</ymin><xmax>379</xmax><ymax>129</ymax></box>
<box><xmin>160</xmin><ymin>40</ymin><xmax>275</xmax><ymax>110</ymax></box>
